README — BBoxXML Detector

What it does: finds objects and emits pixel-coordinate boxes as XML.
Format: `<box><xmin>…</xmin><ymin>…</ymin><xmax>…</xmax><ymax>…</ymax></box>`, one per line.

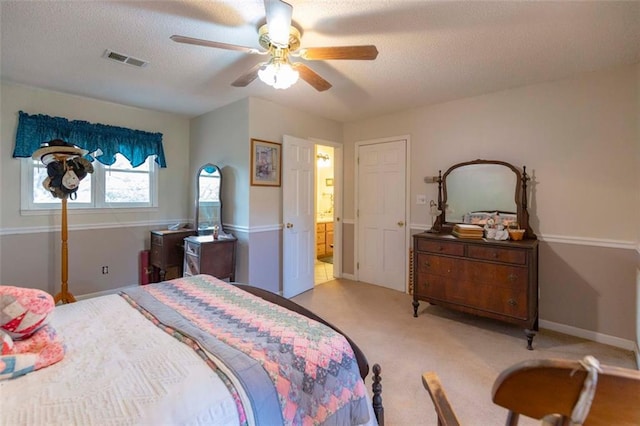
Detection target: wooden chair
<box><xmin>422</xmin><ymin>358</ymin><xmax>640</xmax><ymax>426</ymax></box>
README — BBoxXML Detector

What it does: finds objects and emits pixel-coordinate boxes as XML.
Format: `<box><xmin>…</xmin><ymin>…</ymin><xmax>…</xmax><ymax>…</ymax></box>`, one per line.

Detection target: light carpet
<box><xmin>292</xmin><ymin>279</ymin><xmax>637</xmax><ymax>426</ymax></box>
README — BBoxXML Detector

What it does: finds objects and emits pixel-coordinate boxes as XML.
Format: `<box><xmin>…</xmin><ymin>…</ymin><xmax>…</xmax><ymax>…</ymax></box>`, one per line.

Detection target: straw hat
<box><xmin>31</xmin><ymin>139</ymin><xmax>88</xmax><ymax>164</ymax></box>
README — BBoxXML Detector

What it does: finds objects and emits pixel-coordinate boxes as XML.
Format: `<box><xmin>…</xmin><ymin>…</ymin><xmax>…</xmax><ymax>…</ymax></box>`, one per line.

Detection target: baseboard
<box><xmin>342</xmin><ymin>273</ymin><xmax>356</xmax><ymax>281</ymax></box>
<box><xmin>540</xmin><ymin>319</ymin><xmax>637</xmax><ymax>353</ymax></box>
<box><xmin>75</xmin><ymin>285</ymin><xmax>133</xmax><ymax>301</ymax></box>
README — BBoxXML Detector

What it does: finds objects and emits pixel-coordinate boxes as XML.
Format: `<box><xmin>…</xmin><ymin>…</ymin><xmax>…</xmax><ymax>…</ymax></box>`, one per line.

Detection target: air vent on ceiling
<box><xmin>103</xmin><ymin>49</ymin><xmax>148</xmax><ymax>68</ymax></box>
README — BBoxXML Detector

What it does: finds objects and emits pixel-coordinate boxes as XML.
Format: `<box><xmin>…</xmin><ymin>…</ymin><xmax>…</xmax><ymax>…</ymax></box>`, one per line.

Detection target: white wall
<box><xmin>0</xmin><ymin>83</ymin><xmax>191</xmax><ymax>294</ymax></box>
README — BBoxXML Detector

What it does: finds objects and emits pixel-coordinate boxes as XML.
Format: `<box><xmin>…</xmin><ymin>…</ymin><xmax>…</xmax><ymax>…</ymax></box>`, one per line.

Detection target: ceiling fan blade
<box><xmin>231</xmin><ymin>62</ymin><xmax>265</xmax><ymax>87</ymax></box>
<box><xmin>292</xmin><ymin>63</ymin><xmax>332</xmax><ymax>92</ymax></box>
<box><xmin>171</xmin><ymin>35</ymin><xmax>262</xmax><ymax>54</ymax></box>
<box><xmin>264</xmin><ymin>0</ymin><xmax>293</xmax><ymax>46</ymax></box>
<box><xmin>299</xmin><ymin>45</ymin><xmax>379</xmax><ymax>60</ymax></box>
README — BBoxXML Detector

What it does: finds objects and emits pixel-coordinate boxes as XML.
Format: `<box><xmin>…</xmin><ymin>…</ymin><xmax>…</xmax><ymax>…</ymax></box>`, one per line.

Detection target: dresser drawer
<box><xmin>416</xmin><ymin>239</ymin><xmax>464</xmax><ymax>256</ymax></box>
<box><xmin>458</xmin><ymin>281</ymin><xmax>528</xmax><ymax>320</ymax></box>
<box><xmin>150</xmin><ymin>245</ymin><xmax>162</xmax><ymax>267</ymax></box>
<box><xmin>416</xmin><ymin>253</ymin><xmax>464</xmax><ymax>278</ymax></box>
<box><xmin>467</xmin><ymin>262</ymin><xmax>527</xmax><ymax>289</ymax></box>
<box><xmin>414</xmin><ymin>272</ymin><xmax>448</xmax><ymax>301</ymax></box>
<box><xmin>151</xmin><ymin>233</ymin><xmax>163</xmax><ymax>246</ymax></box>
<box><xmin>184</xmin><ymin>240</ymin><xmax>200</xmax><ymax>256</ymax></box>
<box><xmin>184</xmin><ymin>253</ymin><xmax>199</xmax><ymax>276</ymax></box>
<box><xmin>467</xmin><ymin>245</ymin><xmax>526</xmax><ymax>265</ymax></box>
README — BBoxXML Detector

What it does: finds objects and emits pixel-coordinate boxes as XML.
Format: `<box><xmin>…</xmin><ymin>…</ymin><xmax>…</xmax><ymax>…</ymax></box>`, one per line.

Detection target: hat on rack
<box><xmin>31</xmin><ymin>139</ymin><xmax>88</xmax><ymax>165</ymax></box>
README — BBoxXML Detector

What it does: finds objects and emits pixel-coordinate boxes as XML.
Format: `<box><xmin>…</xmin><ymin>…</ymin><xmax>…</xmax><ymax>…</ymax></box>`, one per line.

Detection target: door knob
<box><xmin>397</xmin><ymin>221</ymin><xmax>405</xmax><ymax>227</ymax></box>
<box><xmin>286</xmin><ymin>223</ymin><xmax>293</xmax><ymax>228</ymax></box>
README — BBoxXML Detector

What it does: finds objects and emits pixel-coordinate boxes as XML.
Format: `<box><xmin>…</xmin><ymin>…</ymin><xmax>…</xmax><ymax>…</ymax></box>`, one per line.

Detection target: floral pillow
<box><xmin>0</xmin><ymin>324</ymin><xmax>65</xmax><ymax>380</ymax></box>
<box><xmin>0</xmin><ymin>286</ymin><xmax>54</xmax><ymax>340</ymax></box>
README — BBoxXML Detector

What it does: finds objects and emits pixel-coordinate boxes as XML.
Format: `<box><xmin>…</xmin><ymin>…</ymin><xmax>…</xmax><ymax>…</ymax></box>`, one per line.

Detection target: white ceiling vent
<box><xmin>103</xmin><ymin>49</ymin><xmax>148</xmax><ymax>68</ymax></box>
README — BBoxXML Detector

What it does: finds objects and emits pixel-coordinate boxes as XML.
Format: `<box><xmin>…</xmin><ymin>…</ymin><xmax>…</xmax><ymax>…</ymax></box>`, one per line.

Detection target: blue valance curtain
<box><xmin>12</xmin><ymin>111</ymin><xmax>166</xmax><ymax>168</ymax></box>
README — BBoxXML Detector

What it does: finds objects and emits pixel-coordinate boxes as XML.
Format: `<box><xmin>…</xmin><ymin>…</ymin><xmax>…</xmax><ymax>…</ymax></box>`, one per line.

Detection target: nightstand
<box><xmin>183</xmin><ymin>235</ymin><xmax>237</xmax><ymax>281</ymax></box>
<box><xmin>150</xmin><ymin>229</ymin><xmax>196</xmax><ymax>282</ymax></box>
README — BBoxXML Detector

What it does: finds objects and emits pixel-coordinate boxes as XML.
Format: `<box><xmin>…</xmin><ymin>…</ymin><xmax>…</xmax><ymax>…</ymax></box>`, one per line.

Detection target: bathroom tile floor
<box><xmin>314</xmin><ymin>259</ymin><xmax>334</xmax><ymax>285</ymax></box>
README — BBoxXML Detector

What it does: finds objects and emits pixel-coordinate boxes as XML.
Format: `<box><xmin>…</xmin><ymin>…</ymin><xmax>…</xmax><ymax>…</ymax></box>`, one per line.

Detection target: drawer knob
<box><xmin>508</xmin><ymin>299</ymin><xmax>517</xmax><ymax>306</ymax></box>
<box><xmin>424</xmin><ymin>261</ymin><xmax>431</xmax><ymax>267</ymax></box>
<box><xmin>492</xmin><ymin>252</ymin><xmax>499</xmax><ymax>258</ymax></box>
<box><xmin>508</xmin><ymin>274</ymin><xmax>518</xmax><ymax>282</ymax></box>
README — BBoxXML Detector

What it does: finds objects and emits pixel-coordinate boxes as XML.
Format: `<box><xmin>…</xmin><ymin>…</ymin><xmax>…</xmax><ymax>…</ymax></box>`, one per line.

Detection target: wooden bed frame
<box><xmin>236</xmin><ymin>284</ymin><xmax>385</xmax><ymax>425</ymax></box>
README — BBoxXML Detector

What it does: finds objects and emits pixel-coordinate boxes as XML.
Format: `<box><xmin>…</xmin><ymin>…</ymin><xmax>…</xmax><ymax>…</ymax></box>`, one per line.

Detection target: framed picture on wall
<box><xmin>250</xmin><ymin>139</ymin><xmax>281</xmax><ymax>187</ymax></box>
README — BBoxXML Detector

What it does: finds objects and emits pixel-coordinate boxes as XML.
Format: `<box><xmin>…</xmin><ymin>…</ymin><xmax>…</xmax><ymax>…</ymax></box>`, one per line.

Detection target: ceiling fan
<box><xmin>170</xmin><ymin>0</ymin><xmax>378</xmax><ymax>91</ymax></box>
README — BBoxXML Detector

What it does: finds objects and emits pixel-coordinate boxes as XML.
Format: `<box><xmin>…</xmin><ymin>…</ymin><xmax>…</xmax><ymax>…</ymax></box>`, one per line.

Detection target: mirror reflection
<box><xmin>445</xmin><ymin>164</ymin><xmax>517</xmax><ymax>223</ymax></box>
<box><xmin>195</xmin><ymin>164</ymin><xmax>222</xmax><ymax>235</ymax></box>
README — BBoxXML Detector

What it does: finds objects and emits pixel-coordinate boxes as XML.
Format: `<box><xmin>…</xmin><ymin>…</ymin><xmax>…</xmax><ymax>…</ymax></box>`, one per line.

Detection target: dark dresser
<box><xmin>413</xmin><ymin>232</ymin><xmax>539</xmax><ymax>349</ymax></box>
<box><xmin>150</xmin><ymin>229</ymin><xmax>196</xmax><ymax>282</ymax></box>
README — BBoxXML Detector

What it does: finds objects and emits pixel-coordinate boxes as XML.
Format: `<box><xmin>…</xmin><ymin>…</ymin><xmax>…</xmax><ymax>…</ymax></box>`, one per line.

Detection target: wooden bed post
<box><xmin>54</xmin><ymin>197</ymin><xmax>75</xmax><ymax>304</ymax></box>
<box><xmin>372</xmin><ymin>364</ymin><xmax>384</xmax><ymax>425</ymax></box>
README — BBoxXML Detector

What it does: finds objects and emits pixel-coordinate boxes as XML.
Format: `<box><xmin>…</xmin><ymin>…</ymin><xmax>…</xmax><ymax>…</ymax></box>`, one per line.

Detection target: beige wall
<box><xmin>343</xmin><ymin>64</ymin><xmax>639</xmax><ymax>343</ymax></box>
<box><xmin>187</xmin><ymin>96</ymin><xmax>342</xmax><ymax>292</ymax></box>
<box><xmin>1</xmin><ymin>65</ymin><xmax>637</xmax><ymax>345</ymax></box>
<box><xmin>636</xmin><ymin>64</ymin><xmax>640</xmax><ymax>353</ymax></box>
<box><xmin>190</xmin><ymin>98</ymin><xmax>250</xmax><ymax>228</ymax></box>
<box><xmin>248</xmin><ymin>97</ymin><xmax>342</xmax><ymax>227</ymax></box>
<box><xmin>0</xmin><ymin>83</ymin><xmax>191</xmax><ymax>294</ymax></box>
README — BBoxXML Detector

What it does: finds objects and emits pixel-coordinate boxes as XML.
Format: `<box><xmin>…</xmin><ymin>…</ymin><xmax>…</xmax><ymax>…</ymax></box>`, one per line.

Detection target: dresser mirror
<box><xmin>431</xmin><ymin>159</ymin><xmax>535</xmax><ymax>238</ymax></box>
<box><xmin>195</xmin><ymin>163</ymin><xmax>222</xmax><ymax>236</ymax></box>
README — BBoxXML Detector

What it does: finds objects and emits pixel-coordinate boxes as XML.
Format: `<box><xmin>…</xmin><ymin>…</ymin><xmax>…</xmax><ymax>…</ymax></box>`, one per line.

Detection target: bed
<box><xmin>1</xmin><ymin>274</ymin><xmax>383</xmax><ymax>425</ymax></box>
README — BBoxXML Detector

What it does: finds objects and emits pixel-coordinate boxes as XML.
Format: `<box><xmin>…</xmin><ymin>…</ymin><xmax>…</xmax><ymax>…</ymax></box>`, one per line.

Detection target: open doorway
<box><xmin>315</xmin><ymin>144</ymin><xmax>334</xmax><ymax>285</ymax></box>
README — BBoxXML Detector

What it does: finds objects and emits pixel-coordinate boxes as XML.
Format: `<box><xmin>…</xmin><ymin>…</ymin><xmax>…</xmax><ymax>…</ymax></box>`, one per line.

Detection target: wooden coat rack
<box><xmin>33</xmin><ymin>144</ymin><xmax>88</xmax><ymax>304</ymax></box>
<box><xmin>54</xmin><ymin>196</ymin><xmax>75</xmax><ymax>304</ymax></box>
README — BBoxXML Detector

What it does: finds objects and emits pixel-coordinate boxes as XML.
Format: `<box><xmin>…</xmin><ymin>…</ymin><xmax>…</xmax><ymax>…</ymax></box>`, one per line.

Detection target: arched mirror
<box><xmin>195</xmin><ymin>163</ymin><xmax>222</xmax><ymax>236</ymax></box>
<box><xmin>432</xmin><ymin>159</ymin><xmax>535</xmax><ymax>239</ymax></box>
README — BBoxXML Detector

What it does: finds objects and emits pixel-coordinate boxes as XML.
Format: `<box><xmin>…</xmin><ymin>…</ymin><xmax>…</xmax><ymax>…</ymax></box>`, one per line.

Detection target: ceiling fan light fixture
<box><xmin>258</xmin><ymin>59</ymin><xmax>299</xmax><ymax>90</ymax></box>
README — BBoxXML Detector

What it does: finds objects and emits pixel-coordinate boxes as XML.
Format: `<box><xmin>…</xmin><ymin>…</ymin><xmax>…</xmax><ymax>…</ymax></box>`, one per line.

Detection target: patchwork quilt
<box><xmin>121</xmin><ymin>274</ymin><xmax>370</xmax><ymax>426</ymax></box>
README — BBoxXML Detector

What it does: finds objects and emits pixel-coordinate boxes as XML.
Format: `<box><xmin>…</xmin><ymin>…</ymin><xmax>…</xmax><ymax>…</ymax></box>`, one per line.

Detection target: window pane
<box><xmin>107</xmin><ymin>153</ymin><xmax>150</xmax><ymax>171</ymax></box>
<box><xmin>33</xmin><ymin>165</ymin><xmax>91</xmax><ymax>203</ymax></box>
<box><xmin>105</xmin><ymin>171</ymin><xmax>150</xmax><ymax>203</ymax></box>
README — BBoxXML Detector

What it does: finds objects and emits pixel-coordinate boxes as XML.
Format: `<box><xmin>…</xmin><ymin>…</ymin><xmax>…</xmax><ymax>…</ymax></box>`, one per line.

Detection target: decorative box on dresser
<box><xmin>150</xmin><ymin>229</ymin><xmax>196</xmax><ymax>282</ymax></box>
<box><xmin>183</xmin><ymin>235</ymin><xmax>237</xmax><ymax>281</ymax></box>
<box><xmin>412</xmin><ymin>233</ymin><xmax>539</xmax><ymax>349</ymax></box>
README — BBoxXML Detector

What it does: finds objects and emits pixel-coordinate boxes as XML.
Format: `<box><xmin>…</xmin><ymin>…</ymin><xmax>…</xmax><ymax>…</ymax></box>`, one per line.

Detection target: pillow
<box><xmin>0</xmin><ymin>330</ymin><xmax>13</xmax><ymax>355</ymax></box>
<box><xmin>0</xmin><ymin>286</ymin><xmax>54</xmax><ymax>340</ymax></box>
<box><xmin>0</xmin><ymin>324</ymin><xmax>65</xmax><ymax>380</ymax></box>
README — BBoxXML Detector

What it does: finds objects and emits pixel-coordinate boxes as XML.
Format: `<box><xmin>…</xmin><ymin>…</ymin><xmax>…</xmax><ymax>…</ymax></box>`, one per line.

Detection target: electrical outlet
<box><xmin>416</xmin><ymin>195</ymin><xmax>427</xmax><ymax>205</ymax></box>
<box><xmin>102</xmin><ymin>266</ymin><xmax>109</xmax><ymax>274</ymax></box>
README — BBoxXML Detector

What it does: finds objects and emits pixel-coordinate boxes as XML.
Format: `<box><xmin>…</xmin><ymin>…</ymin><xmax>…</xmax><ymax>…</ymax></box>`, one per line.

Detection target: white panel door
<box><xmin>357</xmin><ymin>139</ymin><xmax>407</xmax><ymax>292</ymax></box>
<box><xmin>282</xmin><ymin>135</ymin><xmax>315</xmax><ymax>298</ymax></box>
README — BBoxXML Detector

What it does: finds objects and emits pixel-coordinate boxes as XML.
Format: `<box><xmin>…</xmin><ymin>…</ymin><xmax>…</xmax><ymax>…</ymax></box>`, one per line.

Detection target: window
<box><xmin>22</xmin><ymin>153</ymin><xmax>157</xmax><ymax>212</ymax></box>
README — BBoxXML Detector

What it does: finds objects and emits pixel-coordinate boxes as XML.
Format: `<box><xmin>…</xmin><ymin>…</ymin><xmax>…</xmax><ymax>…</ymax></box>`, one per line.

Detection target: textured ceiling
<box><xmin>1</xmin><ymin>1</ymin><xmax>639</xmax><ymax>123</ymax></box>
